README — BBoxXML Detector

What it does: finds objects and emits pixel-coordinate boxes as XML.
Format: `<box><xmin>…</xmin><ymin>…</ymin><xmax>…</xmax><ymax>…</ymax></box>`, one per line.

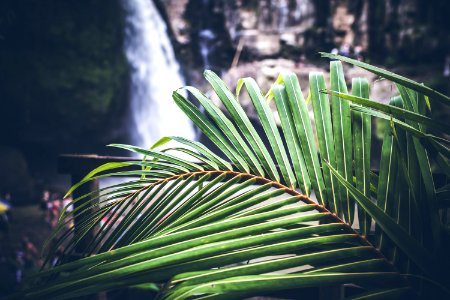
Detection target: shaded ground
<box><xmin>7</xmin><ymin>205</ymin><xmax>52</xmax><ymax>252</ymax></box>
<box><xmin>0</xmin><ymin>205</ymin><xmax>52</xmax><ymax>297</ymax></box>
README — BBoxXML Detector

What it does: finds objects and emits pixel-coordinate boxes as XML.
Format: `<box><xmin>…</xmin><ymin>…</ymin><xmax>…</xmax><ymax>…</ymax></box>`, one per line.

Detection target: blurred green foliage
<box><xmin>0</xmin><ymin>0</ymin><xmax>128</xmax><ymax>146</ymax></box>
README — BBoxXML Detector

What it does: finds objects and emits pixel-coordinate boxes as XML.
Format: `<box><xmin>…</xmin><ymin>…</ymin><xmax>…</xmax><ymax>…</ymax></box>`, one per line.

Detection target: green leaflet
<box><xmin>351</xmin><ymin>78</ymin><xmax>372</xmax><ymax>236</ymax></box>
<box><xmin>64</xmin><ymin>161</ymin><xmax>131</xmax><ymax>198</ymax></box>
<box><xmin>110</xmin><ymin>143</ymin><xmax>204</xmax><ymax>172</ymax></box>
<box><xmin>347</xmin><ymin>287</ymin><xmax>413</xmax><ymax>300</ymax></box>
<box><xmin>238</xmin><ymin>77</ymin><xmax>297</xmax><ymax>188</ymax></box>
<box><xmin>168</xmin><ymin>136</ymin><xmax>233</xmax><ymax>170</ymax></box>
<box><xmin>171</xmin><ymin>273</ymin><xmax>405</xmax><ymax>300</ymax></box>
<box><xmin>309</xmin><ymin>72</ymin><xmax>338</xmax><ymax>212</ymax></box>
<box><xmin>320</xmin><ymin>52</ymin><xmax>450</xmax><ymax>106</ymax></box>
<box><xmin>164</xmin><ymin>147</ymin><xmax>219</xmax><ymax>169</ymax></box>
<box><xmin>395</xmin><ymin>87</ymin><xmax>441</xmax><ymax>251</ymax></box>
<box><xmin>272</xmin><ymin>84</ymin><xmax>311</xmax><ymax>195</ymax></box>
<box><xmin>181</xmin><ymin>86</ymin><xmax>264</xmax><ymax>176</ymax></box>
<box><xmin>375</xmin><ymin>97</ymin><xmax>399</xmax><ymax>254</ymax></box>
<box><xmin>204</xmin><ymin>70</ymin><xmax>280</xmax><ymax>181</ymax></box>
<box><xmin>326</xmin><ymin>90</ymin><xmax>450</xmax><ymax>135</ymax></box>
<box><xmin>172</xmin><ymin>91</ymin><xmax>250</xmax><ymax>172</ymax></box>
<box><xmin>282</xmin><ymin>71</ymin><xmax>326</xmax><ymax>205</ymax></box>
<box><xmin>330</xmin><ymin>61</ymin><xmax>354</xmax><ymax>223</ymax></box>
<box><xmin>170</xmin><ymin>246</ymin><xmax>375</xmax><ymax>285</ymax></box>
<box><xmin>326</xmin><ymin>161</ymin><xmax>438</xmax><ymax>279</ymax></box>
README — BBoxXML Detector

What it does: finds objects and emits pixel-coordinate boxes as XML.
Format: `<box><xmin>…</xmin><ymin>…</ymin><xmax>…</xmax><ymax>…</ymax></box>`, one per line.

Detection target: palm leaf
<box><xmin>24</xmin><ymin>58</ymin><xmax>450</xmax><ymax>299</ymax></box>
<box><xmin>21</xmin><ymin>172</ymin><xmax>408</xmax><ymax>300</ymax></box>
<box><xmin>173</xmin><ymin>91</ymin><xmax>249</xmax><ymax>172</ymax></box>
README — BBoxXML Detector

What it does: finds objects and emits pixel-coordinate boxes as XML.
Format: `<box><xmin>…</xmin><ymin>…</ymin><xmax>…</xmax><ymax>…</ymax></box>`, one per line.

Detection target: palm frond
<box><xmin>22</xmin><ymin>54</ymin><xmax>450</xmax><ymax>300</ymax></box>
<box><xmin>24</xmin><ymin>171</ymin><xmax>407</xmax><ymax>300</ymax></box>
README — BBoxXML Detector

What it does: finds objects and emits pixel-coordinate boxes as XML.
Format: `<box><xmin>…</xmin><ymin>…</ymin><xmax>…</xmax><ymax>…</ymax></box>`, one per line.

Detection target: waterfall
<box><xmin>199</xmin><ymin>29</ymin><xmax>216</xmax><ymax>69</ymax></box>
<box><xmin>122</xmin><ymin>0</ymin><xmax>196</xmax><ymax>149</ymax></box>
<box><xmin>276</xmin><ymin>0</ymin><xmax>289</xmax><ymax>31</ymax></box>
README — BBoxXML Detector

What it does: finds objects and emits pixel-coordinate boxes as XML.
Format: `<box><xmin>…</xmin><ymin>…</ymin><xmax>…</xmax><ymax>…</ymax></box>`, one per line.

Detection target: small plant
<box><xmin>16</xmin><ymin>53</ymin><xmax>450</xmax><ymax>299</ymax></box>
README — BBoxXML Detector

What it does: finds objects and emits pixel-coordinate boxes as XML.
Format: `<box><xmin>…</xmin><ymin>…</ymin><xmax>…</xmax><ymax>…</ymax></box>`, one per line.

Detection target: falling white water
<box><xmin>122</xmin><ymin>0</ymin><xmax>196</xmax><ymax>149</ymax></box>
<box><xmin>276</xmin><ymin>0</ymin><xmax>289</xmax><ymax>31</ymax></box>
<box><xmin>199</xmin><ymin>29</ymin><xmax>216</xmax><ymax>69</ymax></box>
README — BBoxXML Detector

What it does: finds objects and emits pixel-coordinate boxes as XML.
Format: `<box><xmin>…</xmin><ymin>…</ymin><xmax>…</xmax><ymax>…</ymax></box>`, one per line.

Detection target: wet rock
<box><xmin>243</xmin><ymin>32</ymin><xmax>281</xmax><ymax>57</ymax></box>
<box><xmin>158</xmin><ymin>0</ymin><xmax>190</xmax><ymax>44</ymax></box>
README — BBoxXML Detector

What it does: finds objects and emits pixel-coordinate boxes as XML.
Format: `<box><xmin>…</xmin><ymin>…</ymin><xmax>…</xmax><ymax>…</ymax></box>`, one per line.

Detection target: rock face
<box><xmin>156</xmin><ymin>0</ymin><xmax>449</xmax><ymax>127</ymax></box>
<box><xmin>160</xmin><ymin>0</ymin><xmax>449</xmax><ymax>69</ymax></box>
<box><xmin>159</xmin><ymin>0</ymin><xmax>190</xmax><ymax>44</ymax></box>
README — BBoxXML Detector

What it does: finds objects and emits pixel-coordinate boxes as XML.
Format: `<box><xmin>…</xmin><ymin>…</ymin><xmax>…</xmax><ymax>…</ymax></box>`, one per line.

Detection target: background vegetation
<box><xmin>0</xmin><ymin>0</ymin><xmax>128</xmax><ymax>202</ymax></box>
<box><xmin>0</xmin><ymin>0</ymin><xmax>128</xmax><ymax>146</ymax></box>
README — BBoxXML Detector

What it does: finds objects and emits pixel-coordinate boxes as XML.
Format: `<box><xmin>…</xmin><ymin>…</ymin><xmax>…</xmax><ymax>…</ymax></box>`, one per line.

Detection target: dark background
<box><xmin>0</xmin><ymin>0</ymin><xmax>449</xmax><ymax>204</ymax></box>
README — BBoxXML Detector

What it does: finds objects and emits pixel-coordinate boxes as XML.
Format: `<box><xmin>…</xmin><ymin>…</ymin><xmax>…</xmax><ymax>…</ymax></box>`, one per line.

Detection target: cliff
<box><xmin>161</xmin><ymin>0</ymin><xmax>450</xmax><ymax>67</ymax></box>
